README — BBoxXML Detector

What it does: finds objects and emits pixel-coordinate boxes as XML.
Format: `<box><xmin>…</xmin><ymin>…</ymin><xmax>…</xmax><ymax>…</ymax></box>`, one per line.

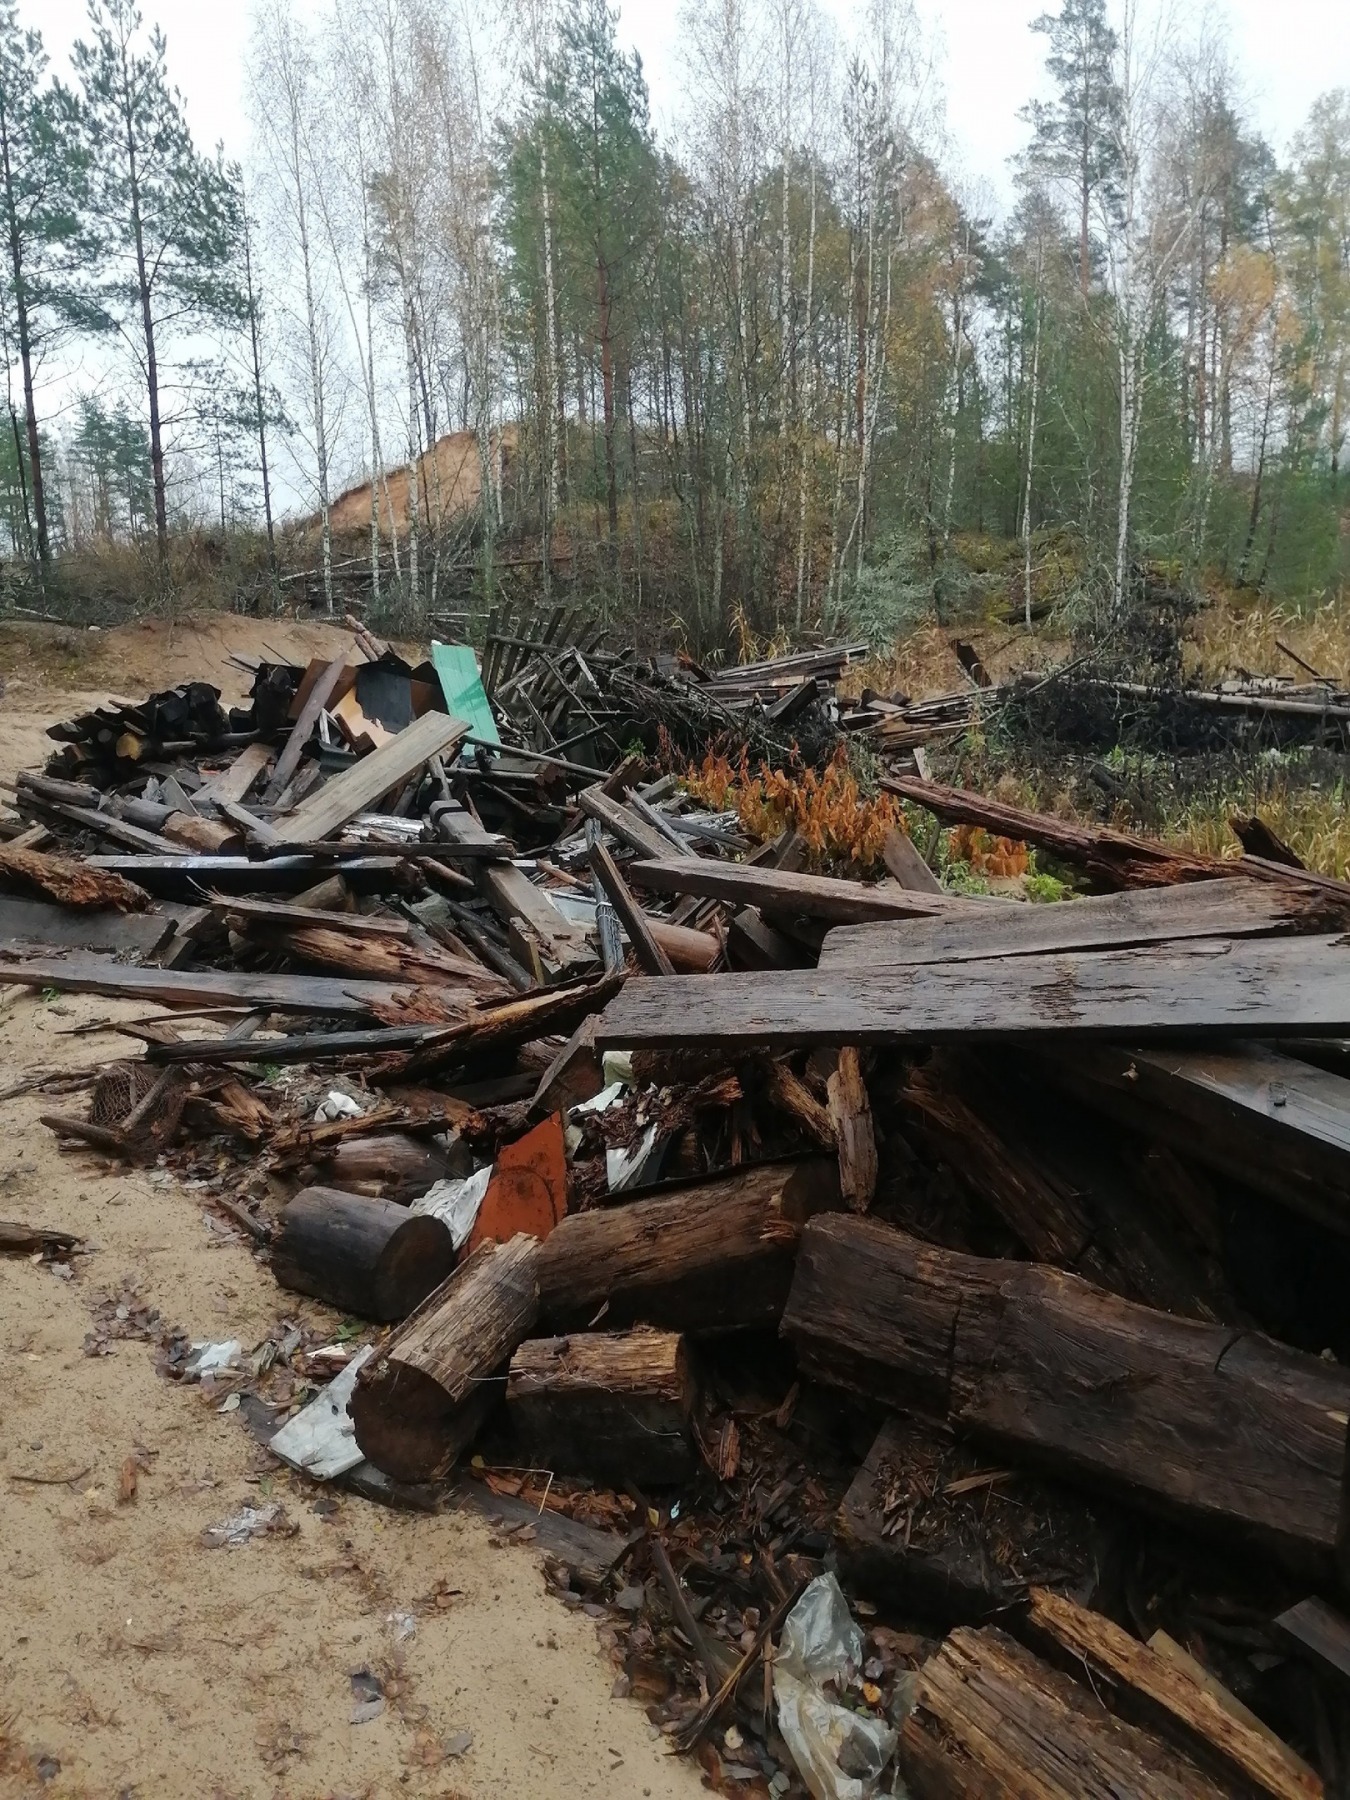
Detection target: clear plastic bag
<box><xmin>773</xmin><ymin>1574</ymin><xmax>897</xmax><ymax>1800</ymax></box>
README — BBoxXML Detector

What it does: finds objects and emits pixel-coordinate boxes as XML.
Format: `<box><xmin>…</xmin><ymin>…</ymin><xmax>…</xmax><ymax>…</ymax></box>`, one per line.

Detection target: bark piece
<box><xmin>0</xmin><ymin>845</ymin><xmax>150</xmax><ymax>912</ymax></box>
<box><xmin>1028</xmin><ymin>1587</ymin><xmax>1322</xmax><ymax>1800</ymax></box>
<box><xmin>899</xmin><ymin>1627</ymin><xmax>1232</xmax><ymax>1799</ymax></box>
<box><xmin>837</xmin><ymin>1415</ymin><xmax>1119</xmax><ymax>1626</ymax></box>
<box><xmin>351</xmin><ymin>1233</ymin><xmax>542</xmax><ymax>1481</ymax></box>
<box><xmin>826</xmin><ymin>1048</ymin><xmax>877</xmax><ymax>1210</ymax></box>
<box><xmin>506</xmin><ymin>1328</ymin><xmax>696</xmax><ymax>1485</ymax></box>
<box><xmin>539</xmin><ymin>1157</ymin><xmax>838</xmax><ymax>1335</ymax></box>
<box><xmin>783</xmin><ymin>1216</ymin><xmax>1350</xmax><ymax>1568</ymax></box>
<box><xmin>272</xmin><ymin>1186</ymin><xmax>456</xmax><ymax>1323</ymax></box>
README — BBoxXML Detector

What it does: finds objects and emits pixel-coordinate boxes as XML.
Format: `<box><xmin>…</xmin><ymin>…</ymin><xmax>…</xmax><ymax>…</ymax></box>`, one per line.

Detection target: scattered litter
<box><xmin>773</xmin><ymin>1576</ymin><xmax>896</xmax><ymax>1800</ymax></box>
<box><xmin>201</xmin><ymin>1502</ymin><xmax>294</xmax><ymax>1549</ymax></box>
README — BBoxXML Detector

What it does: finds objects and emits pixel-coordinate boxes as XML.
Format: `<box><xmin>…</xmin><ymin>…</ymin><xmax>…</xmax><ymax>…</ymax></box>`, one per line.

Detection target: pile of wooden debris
<box><xmin>3</xmin><ymin>615</ymin><xmax>1350</xmax><ymax>1799</ymax></box>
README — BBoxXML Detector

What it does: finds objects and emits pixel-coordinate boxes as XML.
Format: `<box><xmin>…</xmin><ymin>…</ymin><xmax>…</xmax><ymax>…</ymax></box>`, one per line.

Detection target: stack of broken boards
<box><xmin>11</xmin><ymin>645</ymin><xmax>1350</xmax><ymax>1796</ymax></box>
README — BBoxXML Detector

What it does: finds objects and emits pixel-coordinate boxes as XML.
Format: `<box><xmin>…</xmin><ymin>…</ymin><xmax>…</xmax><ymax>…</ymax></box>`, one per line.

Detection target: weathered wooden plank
<box><xmin>783</xmin><ymin>1216</ymin><xmax>1350</xmax><ymax>1567</ymax></box>
<box><xmin>281</xmin><ymin>712</ymin><xmax>468</xmax><ymax>842</ymax></box>
<box><xmin>0</xmin><ymin>955</ymin><xmax>424</xmax><ymax>1018</ymax></box>
<box><xmin>209</xmin><ymin>893</ymin><xmax>411</xmax><ymax>939</ymax></box>
<box><xmin>899</xmin><ymin>1627</ymin><xmax>1232</xmax><ymax>1799</ymax></box>
<box><xmin>597</xmin><ymin>935</ymin><xmax>1350</xmax><ymax>1050</ymax></box>
<box><xmin>578</xmin><ymin>785</ymin><xmax>673</xmax><ymax>862</ymax></box>
<box><xmin>1038</xmin><ymin>1041</ymin><xmax>1350</xmax><ymax>1238</ymax></box>
<box><xmin>0</xmin><ymin>896</ymin><xmax>176</xmax><ymax>960</ymax></box>
<box><xmin>820</xmin><ymin>878</ymin><xmax>1322</xmax><ymax>969</ymax></box>
<box><xmin>626</xmin><ymin>857</ymin><xmax>970</xmax><ymax>924</ymax></box>
<box><xmin>881</xmin><ymin>824</ymin><xmax>943</xmax><ymax>893</ymax></box>
<box><xmin>197</xmin><ymin>740</ymin><xmax>273</xmax><ymax>808</ymax></box>
<box><xmin>1028</xmin><ymin>1588</ymin><xmax>1322</xmax><ymax>1800</ymax></box>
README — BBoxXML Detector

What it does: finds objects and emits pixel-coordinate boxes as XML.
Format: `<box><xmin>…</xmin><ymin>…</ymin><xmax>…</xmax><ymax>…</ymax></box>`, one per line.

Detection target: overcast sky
<box><xmin>17</xmin><ymin>0</ymin><xmax>1350</xmax><ymax>210</ymax></box>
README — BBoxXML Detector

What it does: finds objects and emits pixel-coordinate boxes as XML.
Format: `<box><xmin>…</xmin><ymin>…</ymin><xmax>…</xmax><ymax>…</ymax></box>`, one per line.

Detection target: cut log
<box><xmin>506</xmin><ymin>1328</ymin><xmax>697</xmax><ymax>1485</ymax></box>
<box><xmin>281</xmin><ymin>711</ymin><xmax>469</xmax><ymax>842</ymax></box>
<box><xmin>1027</xmin><ymin>1587</ymin><xmax>1322</xmax><ymax>1800</ymax></box>
<box><xmin>898</xmin><ymin>1627</ymin><xmax>1232</xmax><ymax>1799</ymax></box>
<box><xmin>539</xmin><ymin>1157</ymin><xmax>838</xmax><ymax>1335</ymax></box>
<box><xmin>314</xmin><ymin>1133</ymin><xmax>464</xmax><ymax>1202</ymax></box>
<box><xmin>161</xmin><ymin>812</ymin><xmax>242</xmax><ymax>854</ymax></box>
<box><xmin>819</xmin><ymin>876</ymin><xmax>1328</xmax><ymax>969</ymax></box>
<box><xmin>837</xmin><ymin>1416</ymin><xmax>1119</xmax><ymax>1626</ymax></box>
<box><xmin>646</xmin><ymin>918</ymin><xmax>719</xmax><ymax>973</ymax></box>
<box><xmin>0</xmin><ymin>845</ymin><xmax>150</xmax><ymax>913</ymax></box>
<box><xmin>1036</xmin><ymin>1041</ymin><xmax>1350</xmax><ymax>1239</ymax></box>
<box><xmin>351</xmin><ymin>1233</ymin><xmax>542</xmax><ymax>1482</ymax></box>
<box><xmin>783</xmin><ymin>1216</ymin><xmax>1350</xmax><ymax>1568</ymax></box>
<box><xmin>626</xmin><ymin>857</ymin><xmax>969</xmax><ymax>924</ymax></box>
<box><xmin>596</xmin><ymin>935</ymin><xmax>1350</xmax><ymax>1051</ymax></box>
<box><xmin>826</xmin><ymin>1048</ymin><xmax>877</xmax><ymax>1210</ymax></box>
<box><xmin>271</xmin><ymin>1187</ymin><xmax>456</xmax><ymax>1323</ymax></box>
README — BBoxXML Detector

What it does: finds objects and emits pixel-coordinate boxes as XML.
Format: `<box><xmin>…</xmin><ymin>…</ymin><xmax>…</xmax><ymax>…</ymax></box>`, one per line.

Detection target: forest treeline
<box><xmin>0</xmin><ymin>0</ymin><xmax>1346</xmax><ymax>644</ymax></box>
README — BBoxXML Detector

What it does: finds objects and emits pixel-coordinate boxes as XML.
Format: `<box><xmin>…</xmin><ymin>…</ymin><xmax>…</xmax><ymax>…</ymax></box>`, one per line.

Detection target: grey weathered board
<box><xmin>819</xmin><ymin>877</ymin><xmax>1318</xmax><ymax>969</ymax></box>
<box><xmin>0</xmin><ymin>954</ymin><xmax>423</xmax><ymax>1017</ymax></box>
<box><xmin>626</xmin><ymin>857</ymin><xmax>975</xmax><ymax>924</ymax></box>
<box><xmin>597</xmin><ymin>934</ymin><xmax>1350</xmax><ymax>1049</ymax></box>
<box><xmin>0</xmin><ymin>896</ymin><xmax>178</xmax><ymax>960</ymax></box>
<box><xmin>280</xmin><ymin>712</ymin><xmax>469</xmax><ymax>842</ymax></box>
<box><xmin>1040</xmin><ymin>1040</ymin><xmax>1350</xmax><ymax>1238</ymax></box>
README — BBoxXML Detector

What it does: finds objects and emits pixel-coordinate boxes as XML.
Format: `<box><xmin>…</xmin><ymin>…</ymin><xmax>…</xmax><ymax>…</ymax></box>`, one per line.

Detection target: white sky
<box><xmin>18</xmin><ymin>0</ymin><xmax>1350</xmax><ymax>209</ymax></box>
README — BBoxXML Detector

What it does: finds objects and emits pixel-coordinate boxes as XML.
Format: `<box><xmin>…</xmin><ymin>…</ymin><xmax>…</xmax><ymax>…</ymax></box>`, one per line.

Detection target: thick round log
<box><xmin>316</xmin><ymin>1131</ymin><xmax>468</xmax><ymax>1201</ymax></box>
<box><xmin>507</xmin><ymin>1328</ymin><xmax>697</xmax><ymax>1485</ymax></box>
<box><xmin>351</xmin><ymin>1233</ymin><xmax>541</xmax><ymax>1482</ymax></box>
<box><xmin>272</xmin><ymin>1186</ymin><xmax>455</xmax><ymax>1322</ymax></box>
<box><xmin>538</xmin><ymin>1156</ymin><xmax>838</xmax><ymax>1335</ymax></box>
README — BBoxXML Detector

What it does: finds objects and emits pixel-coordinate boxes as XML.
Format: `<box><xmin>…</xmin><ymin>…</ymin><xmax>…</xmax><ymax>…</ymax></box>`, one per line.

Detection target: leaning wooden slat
<box><xmin>1027</xmin><ymin>1587</ymin><xmax>1322</xmax><ymax>1800</ymax></box>
<box><xmin>263</xmin><ymin>655</ymin><xmax>349</xmax><ymax>804</ymax></box>
<box><xmin>373</xmin><ymin>970</ymin><xmax>625</xmax><ymax>1084</ymax></box>
<box><xmin>588</xmin><ymin>840</ymin><xmax>676</xmax><ymax>976</ymax></box>
<box><xmin>782</xmin><ymin>1215</ymin><xmax>1350</xmax><ymax>1566</ymax></box>
<box><xmin>280</xmin><ymin>712</ymin><xmax>469</xmax><ymax>843</ymax></box>
<box><xmin>579</xmin><ymin>786</ymin><xmax>673</xmax><ymax>861</ymax></box>
<box><xmin>596</xmin><ymin>934</ymin><xmax>1350</xmax><ymax>1051</ymax></box>
<box><xmin>880</xmin><ymin>824</ymin><xmax>943</xmax><ymax>894</ymax></box>
<box><xmin>196</xmin><ymin>740</ymin><xmax>273</xmax><ymax>809</ymax></box>
<box><xmin>626</xmin><ymin>856</ymin><xmax>973</xmax><ymax>924</ymax></box>
<box><xmin>819</xmin><ymin>876</ymin><xmax>1329</xmax><ymax>969</ymax></box>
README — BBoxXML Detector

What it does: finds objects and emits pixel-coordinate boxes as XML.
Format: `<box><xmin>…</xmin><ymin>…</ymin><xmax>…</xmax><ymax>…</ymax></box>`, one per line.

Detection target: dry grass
<box><xmin>1187</xmin><ymin>594</ymin><xmax>1350</xmax><ymax>688</ymax></box>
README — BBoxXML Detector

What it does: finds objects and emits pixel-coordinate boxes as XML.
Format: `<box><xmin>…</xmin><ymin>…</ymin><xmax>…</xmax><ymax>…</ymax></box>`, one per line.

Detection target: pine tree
<box><xmin>0</xmin><ymin>3</ymin><xmax>88</xmax><ymax>562</ymax></box>
<box><xmin>73</xmin><ymin>0</ymin><xmax>242</xmax><ymax>551</ymax></box>
<box><xmin>1022</xmin><ymin>0</ymin><xmax>1121</xmax><ymax>299</ymax></box>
